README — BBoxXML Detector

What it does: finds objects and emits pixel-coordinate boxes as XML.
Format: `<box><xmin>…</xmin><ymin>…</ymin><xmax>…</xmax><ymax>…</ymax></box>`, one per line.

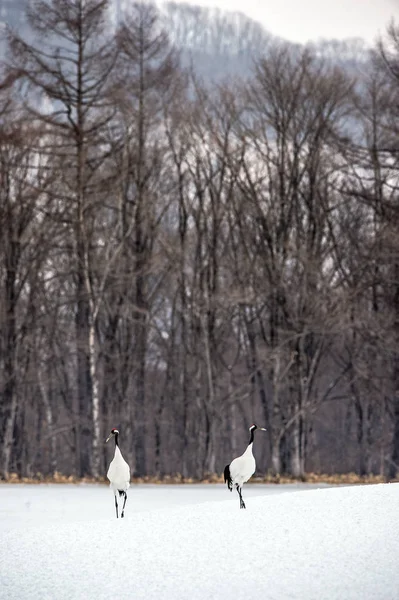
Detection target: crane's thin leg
<box><xmin>114</xmin><ymin>494</ymin><xmax>119</xmax><ymax>518</ymax></box>
<box><xmin>121</xmin><ymin>492</ymin><xmax>127</xmax><ymax>518</ymax></box>
<box><xmin>236</xmin><ymin>485</ymin><xmax>246</xmax><ymax>509</ymax></box>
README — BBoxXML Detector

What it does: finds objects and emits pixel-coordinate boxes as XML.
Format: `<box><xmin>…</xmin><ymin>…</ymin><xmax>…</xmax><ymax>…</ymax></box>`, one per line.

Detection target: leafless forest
<box><xmin>1</xmin><ymin>0</ymin><xmax>399</xmax><ymax>480</ymax></box>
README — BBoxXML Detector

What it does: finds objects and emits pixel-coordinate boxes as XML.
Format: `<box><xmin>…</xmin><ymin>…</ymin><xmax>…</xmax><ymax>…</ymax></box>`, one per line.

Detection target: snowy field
<box><xmin>0</xmin><ymin>482</ymin><xmax>398</xmax><ymax>600</ymax></box>
<box><xmin>0</xmin><ymin>482</ymin><xmax>330</xmax><ymax>529</ymax></box>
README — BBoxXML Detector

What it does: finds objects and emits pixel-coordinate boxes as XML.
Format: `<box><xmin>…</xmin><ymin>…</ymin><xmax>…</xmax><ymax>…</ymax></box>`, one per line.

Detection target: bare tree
<box><xmin>0</xmin><ymin>88</ymin><xmax>53</xmax><ymax>478</ymax></box>
<box><xmin>112</xmin><ymin>1</ymin><xmax>180</xmax><ymax>475</ymax></box>
<box><xmin>7</xmin><ymin>0</ymin><xmax>121</xmax><ymax>476</ymax></box>
<box><xmin>229</xmin><ymin>45</ymin><xmax>353</xmax><ymax>476</ymax></box>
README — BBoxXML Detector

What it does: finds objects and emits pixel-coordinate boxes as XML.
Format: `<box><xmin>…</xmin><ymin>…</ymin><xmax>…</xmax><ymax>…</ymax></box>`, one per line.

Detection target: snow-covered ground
<box><xmin>0</xmin><ymin>482</ymin><xmax>398</xmax><ymax>599</ymax></box>
<box><xmin>0</xmin><ymin>482</ymin><xmax>330</xmax><ymax>530</ymax></box>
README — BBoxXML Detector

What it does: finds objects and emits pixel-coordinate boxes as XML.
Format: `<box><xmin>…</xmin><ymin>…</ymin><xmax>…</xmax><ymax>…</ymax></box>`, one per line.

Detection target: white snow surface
<box><xmin>0</xmin><ymin>482</ymin><xmax>398</xmax><ymax>600</ymax></box>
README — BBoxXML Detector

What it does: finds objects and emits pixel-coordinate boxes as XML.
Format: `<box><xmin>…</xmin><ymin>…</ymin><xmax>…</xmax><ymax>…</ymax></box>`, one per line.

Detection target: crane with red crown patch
<box><xmin>224</xmin><ymin>424</ymin><xmax>267</xmax><ymax>509</ymax></box>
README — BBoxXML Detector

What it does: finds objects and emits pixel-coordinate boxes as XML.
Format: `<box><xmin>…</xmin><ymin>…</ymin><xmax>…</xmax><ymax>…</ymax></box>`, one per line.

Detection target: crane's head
<box><xmin>105</xmin><ymin>428</ymin><xmax>119</xmax><ymax>443</ymax></box>
<box><xmin>249</xmin><ymin>424</ymin><xmax>267</xmax><ymax>432</ymax></box>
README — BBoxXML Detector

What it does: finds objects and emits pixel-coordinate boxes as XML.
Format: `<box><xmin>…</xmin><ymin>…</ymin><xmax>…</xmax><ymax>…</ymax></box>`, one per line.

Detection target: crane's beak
<box><xmin>105</xmin><ymin>434</ymin><xmax>112</xmax><ymax>443</ymax></box>
<box><xmin>259</xmin><ymin>427</ymin><xmax>267</xmax><ymax>431</ymax></box>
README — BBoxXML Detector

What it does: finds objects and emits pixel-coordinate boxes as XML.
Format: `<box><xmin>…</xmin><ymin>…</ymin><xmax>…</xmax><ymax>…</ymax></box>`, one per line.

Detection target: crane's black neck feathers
<box><xmin>114</xmin><ymin>432</ymin><xmax>119</xmax><ymax>448</ymax></box>
<box><xmin>248</xmin><ymin>428</ymin><xmax>255</xmax><ymax>445</ymax></box>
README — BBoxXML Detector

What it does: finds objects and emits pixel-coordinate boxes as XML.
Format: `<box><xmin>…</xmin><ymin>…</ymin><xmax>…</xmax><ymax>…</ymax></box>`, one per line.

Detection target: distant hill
<box><xmin>0</xmin><ymin>0</ymin><xmax>370</xmax><ymax>79</ymax></box>
<box><xmin>158</xmin><ymin>2</ymin><xmax>370</xmax><ymax>80</ymax></box>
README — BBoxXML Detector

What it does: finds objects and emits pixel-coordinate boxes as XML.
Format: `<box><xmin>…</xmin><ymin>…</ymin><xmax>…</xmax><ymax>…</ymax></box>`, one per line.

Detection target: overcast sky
<box><xmin>172</xmin><ymin>0</ymin><xmax>397</xmax><ymax>44</ymax></box>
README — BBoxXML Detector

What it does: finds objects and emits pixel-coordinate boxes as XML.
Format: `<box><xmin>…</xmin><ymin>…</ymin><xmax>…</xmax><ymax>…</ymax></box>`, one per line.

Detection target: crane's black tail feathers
<box><xmin>224</xmin><ymin>464</ymin><xmax>233</xmax><ymax>491</ymax></box>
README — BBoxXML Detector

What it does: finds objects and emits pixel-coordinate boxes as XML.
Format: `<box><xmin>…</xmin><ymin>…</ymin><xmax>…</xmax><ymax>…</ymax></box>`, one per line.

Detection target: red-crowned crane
<box><xmin>105</xmin><ymin>428</ymin><xmax>130</xmax><ymax>518</ymax></box>
<box><xmin>224</xmin><ymin>424</ymin><xmax>267</xmax><ymax>509</ymax></box>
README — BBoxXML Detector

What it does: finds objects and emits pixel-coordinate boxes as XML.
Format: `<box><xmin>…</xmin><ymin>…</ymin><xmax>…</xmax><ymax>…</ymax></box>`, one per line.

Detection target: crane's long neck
<box><xmin>248</xmin><ymin>428</ymin><xmax>255</xmax><ymax>446</ymax></box>
<box><xmin>114</xmin><ymin>432</ymin><xmax>120</xmax><ymax>448</ymax></box>
<box><xmin>243</xmin><ymin>429</ymin><xmax>255</xmax><ymax>456</ymax></box>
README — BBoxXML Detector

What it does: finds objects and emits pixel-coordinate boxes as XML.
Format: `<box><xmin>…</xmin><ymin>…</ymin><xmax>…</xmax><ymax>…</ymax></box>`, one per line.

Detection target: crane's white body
<box><xmin>107</xmin><ymin>445</ymin><xmax>130</xmax><ymax>493</ymax></box>
<box><xmin>229</xmin><ymin>443</ymin><xmax>256</xmax><ymax>487</ymax></box>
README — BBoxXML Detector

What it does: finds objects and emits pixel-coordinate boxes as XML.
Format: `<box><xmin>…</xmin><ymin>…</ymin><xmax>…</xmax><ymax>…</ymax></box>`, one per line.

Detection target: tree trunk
<box><xmin>90</xmin><ymin>319</ymin><xmax>101</xmax><ymax>478</ymax></box>
<box><xmin>0</xmin><ymin>236</ymin><xmax>19</xmax><ymax>479</ymax></box>
<box><xmin>201</xmin><ymin>309</ymin><xmax>217</xmax><ymax>474</ymax></box>
<box><xmin>133</xmin><ymin>308</ymin><xmax>147</xmax><ymax>476</ymax></box>
<box><xmin>0</xmin><ymin>391</ymin><xmax>17</xmax><ymax>479</ymax></box>
<box><xmin>38</xmin><ymin>370</ymin><xmax>57</xmax><ymax>475</ymax></box>
<box><xmin>271</xmin><ymin>438</ymin><xmax>282</xmax><ymax>475</ymax></box>
<box><xmin>390</xmin><ymin>393</ymin><xmax>399</xmax><ymax>479</ymax></box>
<box><xmin>228</xmin><ymin>368</ymin><xmax>237</xmax><ymax>460</ymax></box>
<box><xmin>290</xmin><ymin>400</ymin><xmax>306</xmax><ymax>479</ymax></box>
<box><xmin>389</xmin><ymin>261</ymin><xmax>399</xmax><ymax>480</ymax></box>
<box><xmin>203</xmin><ymin>411</ymin><xmax>216</xmax><ymax>474</ymax></box>
<box><xmin>290</xmin><ymin>419</ymin><xmax>303</xmax><ymax>478</ymax></box>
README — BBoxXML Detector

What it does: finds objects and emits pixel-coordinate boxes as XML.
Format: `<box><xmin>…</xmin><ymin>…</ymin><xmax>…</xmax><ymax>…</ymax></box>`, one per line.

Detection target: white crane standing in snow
<box><xmin>105</xmin><ymin>428</ymin><xmax>130</xmax><ymax>518</ymax></box>
<box><xmin>224</xmin><ymin>424</ymin><xmax>267</xmax><ymax>509</ymax></box>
